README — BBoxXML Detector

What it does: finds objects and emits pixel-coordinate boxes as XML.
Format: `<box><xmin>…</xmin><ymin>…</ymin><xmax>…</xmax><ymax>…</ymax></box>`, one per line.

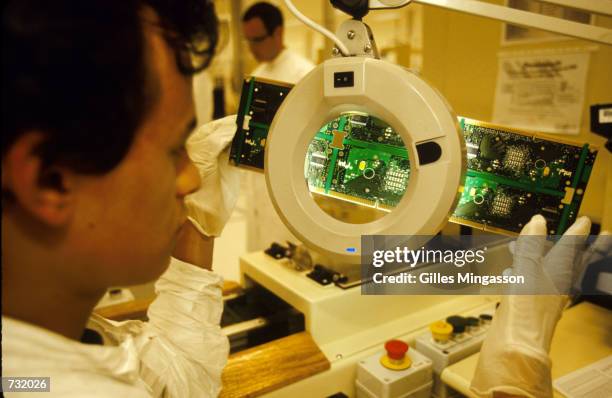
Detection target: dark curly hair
<box><xmin>242</xmin><ymin>2</ymin><xmax>283</xmax><ymax>35</ymax></box>
<box><xmin>2</xmin><ymin>0</ymin><xmax>218</xmax><ymax>175</ymax></box>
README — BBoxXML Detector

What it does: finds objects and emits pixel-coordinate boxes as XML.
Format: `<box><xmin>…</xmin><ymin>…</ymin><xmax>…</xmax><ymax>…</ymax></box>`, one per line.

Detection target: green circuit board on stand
<box><xmin>230</xmin><ymin>77</ymin><xmax>598</xmax><ymax>235</ymax></box>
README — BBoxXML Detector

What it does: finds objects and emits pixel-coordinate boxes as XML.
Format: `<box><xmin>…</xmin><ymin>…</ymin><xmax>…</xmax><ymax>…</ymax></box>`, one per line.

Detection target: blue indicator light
<box><xmin>346</xmin><ymin>247</ymin><xmax>356</xmax><ymax>253</ymax></box>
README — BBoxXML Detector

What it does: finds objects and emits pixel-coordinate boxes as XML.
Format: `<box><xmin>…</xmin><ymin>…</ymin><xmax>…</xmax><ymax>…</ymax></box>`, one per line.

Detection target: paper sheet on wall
<box><xmin>493</xmin><ymin>51</ymin><xmax>590</xmax><ymax>135</ymax></box>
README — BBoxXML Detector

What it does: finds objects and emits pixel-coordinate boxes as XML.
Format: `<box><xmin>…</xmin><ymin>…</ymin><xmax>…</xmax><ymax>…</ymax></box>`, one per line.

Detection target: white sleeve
<box><xmin>90</xmin><ymin>258</ymin><xmax>229</xmax><ymax>398</ymax></box>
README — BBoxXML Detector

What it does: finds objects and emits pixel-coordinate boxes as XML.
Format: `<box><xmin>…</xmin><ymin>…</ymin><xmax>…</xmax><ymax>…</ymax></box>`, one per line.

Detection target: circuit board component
<box><xmin>230</xmin><ymin>77</ymin><xmax>598</xmax><ymax>235</ymax></box>
<box><xmin>304</xmin><ymin>113</ymin><xmax>410</xmax><ymax>211</ymax></box>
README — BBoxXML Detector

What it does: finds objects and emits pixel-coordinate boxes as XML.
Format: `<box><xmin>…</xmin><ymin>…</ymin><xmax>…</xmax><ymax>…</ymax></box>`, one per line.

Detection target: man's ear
<box><xmin>2</xmin><ymin>132</ymin><xmax>76</xmax><ymax>226</ymax></box>
<box><xmin>273</xmin><ymin>26</ymin><xmax>283</xmax><ymax>42</ymax></box>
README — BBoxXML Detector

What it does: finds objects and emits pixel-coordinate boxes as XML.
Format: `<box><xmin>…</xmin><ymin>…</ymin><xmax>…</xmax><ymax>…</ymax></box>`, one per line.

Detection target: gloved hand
<box><xmin>470</xmin><ymin>215</ymin><xmax>591</xmax><ymax>398</ymax></box>
<box><xmin>506</xmin><ymin>221</ymin><xmax>611</xmax><ymax>295</ymax></box>
<box><xmin>184</xmin><ymin>115</ymin><xmax>240</xmax><ymax>237</ymax></box>
<box><xmin>505</xmin><ymin>215</ymin><xmax>591</xmax><ymax>294</ymax></box>
<box><xmin>572</xmin><ymin>231</ymin><xmax>612</xmax><ymax>293</ymax></box>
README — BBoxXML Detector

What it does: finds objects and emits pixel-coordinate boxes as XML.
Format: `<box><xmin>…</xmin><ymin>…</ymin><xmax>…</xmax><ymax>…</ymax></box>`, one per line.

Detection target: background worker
<box><xmin>241</xmin><ymin>1</ymin><xmax>315</xmax><ymax>252</ymax></box>
<box><xmin>242</xmin><ymin>1</ymin><xmax>314</xmax><ymax>84</ymax></box>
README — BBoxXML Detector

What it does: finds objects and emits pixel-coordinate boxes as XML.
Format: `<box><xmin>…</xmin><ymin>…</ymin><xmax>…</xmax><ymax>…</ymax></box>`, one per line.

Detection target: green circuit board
<box><xmin>229</xmin><ymin>77</ymin><xmax>292</xmax><ymax>171</ymax></box>
<box><xmin>451</xmin><ymin>118</ymin><xmax>596</xmax><ymax>234</ymax></box>
<box><xmin>305</xmin><ymin>113</ymin><xmax>410</xmax><ymax>210</ymax></box>
<box><xmin>230</xmin><ymin>77</ymin><xmax>598</xmax><ymax>235</ymax></box>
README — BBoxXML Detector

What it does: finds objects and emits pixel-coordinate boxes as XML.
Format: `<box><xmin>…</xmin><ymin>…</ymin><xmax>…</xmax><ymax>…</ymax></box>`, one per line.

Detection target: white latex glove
<box><xmin>505</xmin><ymin>215</ymin><xmax>591</xmax><ymax>294</ymax></box>
<box><xmin>86</xmin><ymin>258</ymin><xmax>229</xmax><ymax>398</ymax></box>
<box><xmin>470</xmin><ymin>215</ymin><xmax>590</xmax><ymax>398</ymax></box>
<box><xmin>572</xmin><ymin>231</ymin><xmax>612</xmax><ymax>293</ymax></box>
<box><xmin>185</xmin><ymin>115</ymin><xmax>240</xmax><ymax>237</ymax></box>
<box><xmin>505</xmin><ymin>221</ymin><xmax>611</xmax><ymax>295</ymax></box>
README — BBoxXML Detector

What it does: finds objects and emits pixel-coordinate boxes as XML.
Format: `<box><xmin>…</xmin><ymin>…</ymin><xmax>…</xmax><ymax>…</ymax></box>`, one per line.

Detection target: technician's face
<box><xmin>243</xmin><ymin>17</ymin><xmax>278</xmax><ymax>62</ymax></box>
<box><xmin>69</xmin><ymin>23</ymin><xmax>200</xmax><ymax>287</ymax></box>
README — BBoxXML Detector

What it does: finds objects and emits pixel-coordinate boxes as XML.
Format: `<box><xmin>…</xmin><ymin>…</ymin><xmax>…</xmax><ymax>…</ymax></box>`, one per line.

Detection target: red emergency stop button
<box><xmin>381</xmin><ymin>340</ymin><xmax>412</xmax><ymax>370</ymax></box>
<box><xmin>385</xmin><ymin>340</ymin><xmax>409</xmax><ymax>360</ymax></box>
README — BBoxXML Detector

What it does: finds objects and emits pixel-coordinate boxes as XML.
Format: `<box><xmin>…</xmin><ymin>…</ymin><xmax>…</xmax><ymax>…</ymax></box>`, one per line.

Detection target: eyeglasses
<box><xmin>244</xmin><ymin>34</ymin><xmax>270</xmax><ymax>44</ymax></box>
<box><xmin>143</xmin><ymin>17</ymin><xmax>218</xmax><ymax>75</ymax></box>
<box><xmin>164</xmin><ymin>32</ymin><xmax>217</xmax><ymax>74</ymax></box>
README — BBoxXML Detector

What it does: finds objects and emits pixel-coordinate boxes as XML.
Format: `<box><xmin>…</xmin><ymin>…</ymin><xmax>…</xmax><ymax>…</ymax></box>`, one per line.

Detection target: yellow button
<box><xmin>380</xmin><ymin>354</ymin><xmax>412</xmax><ymax>370</ymax></box>
<box><xmin>430</xmin><ymin>320</ymin><xmax>453</xmax><ymax>342</ymax></box>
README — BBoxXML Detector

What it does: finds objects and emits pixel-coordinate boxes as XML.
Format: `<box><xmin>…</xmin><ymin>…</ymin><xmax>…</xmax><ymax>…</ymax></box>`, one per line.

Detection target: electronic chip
<box><xmin>331</xmin><ymin>130</ymin><xmax>347</xmax><ymax>150</ymax></box>
<box><xmin>490</xmin><ymin>193</ymin><xmax>514</xmax><ymax>217</ymax></box>
<box><xmin>503</xmin><ymin>145</ymin><xmax>529</xmax><ymax>172</ymax></box>
<box><xmin>479</xmin><ymin>136</ymin><xmax>505</xmax><ymax>160</ymax></box>
<box><xmin>310</xmin><ymin>154</ymin><xmax>326</xmax><ymax>167</ymax></box>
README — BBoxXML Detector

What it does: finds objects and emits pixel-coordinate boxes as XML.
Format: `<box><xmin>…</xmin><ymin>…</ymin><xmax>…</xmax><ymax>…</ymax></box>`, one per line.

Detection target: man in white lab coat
<box><xmin>242</xmin><ymin>1</ymin><xmax>315</xmax><ymax>84</ymax></box>
<box><xmin>241</xmin><ymin>1</ymin><xmax>315</xmax><ymax>251</ymax></box>
<box><xmin>2</xmin><ymin>1</ymin><xmax>238</xmax><ymax>397</ymax></box>
<box><xmin>4</xmin><ymin>2</ymin><xmax>606</xmax><ymax>398</ymax></box>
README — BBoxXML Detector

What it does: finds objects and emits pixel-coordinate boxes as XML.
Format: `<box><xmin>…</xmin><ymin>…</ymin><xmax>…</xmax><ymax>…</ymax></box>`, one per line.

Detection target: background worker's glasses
<box><xmin>245</xmin><ymin>34</ymin><xmax>270</xmax><ymax>44</ymax></box>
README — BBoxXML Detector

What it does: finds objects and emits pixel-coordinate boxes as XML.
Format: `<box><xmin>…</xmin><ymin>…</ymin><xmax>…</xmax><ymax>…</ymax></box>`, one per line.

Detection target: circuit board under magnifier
<box><xmin>305</xmin><ymin>112</ymin><xmax>410</xmax><ymax>211</ymax></box>
<box><xmin>230</xmin><ymin>77</ymin><xmax>598</xmax><ymax>235</ymax></box>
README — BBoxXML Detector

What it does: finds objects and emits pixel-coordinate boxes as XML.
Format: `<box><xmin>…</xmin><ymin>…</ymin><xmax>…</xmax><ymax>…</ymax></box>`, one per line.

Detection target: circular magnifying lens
<box><xmin>266</xmin><ymin>57</ymin><xmax>464</xmax><ymax>262</ymax></box>
<box><xmin>304</xmin><ymin>111</ymin><xmax>410</xmax><ymax>224</ymax></box>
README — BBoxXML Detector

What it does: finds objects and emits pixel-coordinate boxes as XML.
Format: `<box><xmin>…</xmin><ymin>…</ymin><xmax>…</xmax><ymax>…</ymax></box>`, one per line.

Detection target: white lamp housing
<box><xmin>265</xmin><ymin>57</ymin><xmax>465</xmax><ymax>263</ymax></box>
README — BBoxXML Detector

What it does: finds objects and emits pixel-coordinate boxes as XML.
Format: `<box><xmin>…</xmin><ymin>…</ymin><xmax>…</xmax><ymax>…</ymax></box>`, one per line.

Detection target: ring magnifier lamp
<box><xmin>265</xmin><ymin>1</ymin><xmax>465</xmax><ymax>263</ymax></box>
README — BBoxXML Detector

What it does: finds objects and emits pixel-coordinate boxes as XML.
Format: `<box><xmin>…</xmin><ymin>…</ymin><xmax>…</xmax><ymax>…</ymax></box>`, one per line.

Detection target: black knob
<box><xmin>479</xmin><ymin>314</ymin><xmax>493</xmax><ymax>324</ymax></box>
<box><xmin>465</xmin><ymin>316</ymin><xmax>480</xmax><ymax>327</ymax></box>
<box><xmin>331</xmin><ymin>0</ymin><xmax>370</xmax><ymax>19</ymax></box>
<box><xmin>446</xmin><ymin>315</ymin><xmax>467</xmax><ymax>334</ymax></box>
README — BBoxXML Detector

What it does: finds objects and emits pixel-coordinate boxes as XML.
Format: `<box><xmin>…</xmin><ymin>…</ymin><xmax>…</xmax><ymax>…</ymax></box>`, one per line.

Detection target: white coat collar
<box><xmin>2</xmin><ymin>316</ymin><xmax>142</xmax><ymax>384</ymax></box>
